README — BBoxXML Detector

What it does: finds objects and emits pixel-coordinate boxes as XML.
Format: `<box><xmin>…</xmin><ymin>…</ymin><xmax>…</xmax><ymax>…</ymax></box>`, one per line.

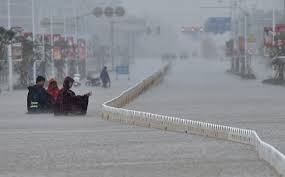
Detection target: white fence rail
<box><xmin>102</xmin><ymin>64</ymin><xmax>285</xmax><ymax>176</ymax></box>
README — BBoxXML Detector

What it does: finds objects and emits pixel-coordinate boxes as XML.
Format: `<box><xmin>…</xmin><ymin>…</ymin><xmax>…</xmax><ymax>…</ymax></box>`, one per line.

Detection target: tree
<box><xmin>5</xmin><ymin>35</ymin><xmax>34</xmax><ymax>88</ymax></box>
<box><xmin>54</xmin><ymin>38</ymin><xmax>68</xmax><ymax>82</ymax></box>
<box><xmin>0</xmin><ymin>27</ymin><xmax>16</xmax><ymax>63</ymax></box>
<box><xmin>0</xmin><ymin>27</ymin><xmax>15</xmax><ymax>90</ymax></box>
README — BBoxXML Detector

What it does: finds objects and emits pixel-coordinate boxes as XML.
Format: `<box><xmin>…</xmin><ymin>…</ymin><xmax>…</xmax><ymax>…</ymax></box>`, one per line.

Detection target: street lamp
<box><xmin>32</xmin><ymin>0</ymin><xmax>39</xmax><ymax>84</ymax></box>
<box><xmin>7</xmin><ymin>0</ymin><xmax>13</xmax><ymax>91</ymax></box>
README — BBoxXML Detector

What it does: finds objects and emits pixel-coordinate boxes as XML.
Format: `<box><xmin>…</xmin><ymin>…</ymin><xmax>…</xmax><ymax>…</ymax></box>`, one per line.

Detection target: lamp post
<box><xmin>283</xmin><ymin>0</ymin><xmax>285</xmax><ymax>13</ymax></box>
<box><xmin>39</xmin><ymin>8</ymin><xmax>46</xmax><ymax>80</ymax></box>
<box><xmin>272</xmin><ymin>7</ymin><xmax>276</xmax><ymax>47</ymax></box>
<box><xmin>72</xmin><ymin>0</ymin><xmax>80</xmax><ymax>75</ymax></box>
<box><xmin>237</xmin><ymin>0</ymin><xmax>256</xmax><ymax>79</ymax></box>
<box><xmin>110</xmin><ymin>20</ymin><xmax>115</xmax><ymax>71</ymax></box>
<box><xmin>7</xmin><ymin>0</ymin><xmax>13</xmax><ymax>91</ymax></box>
<box><xmin>63</xmin><ymin>15</ymin><xmax>68</xmax><ymax>77</ymax></box>
<box><xmin>32</xmin><ymin>0</ymin><xmax>39</xmax><ymax>84</ymax></box>
<box><xmin>50</xmin><ymin>10</ymin><xmax>55</xmax><ymax>78</ymax></box>
<box><xmin>243</xmin><ymin>14</ymin><xmax>248</xmax><ymax>76</ymax></box>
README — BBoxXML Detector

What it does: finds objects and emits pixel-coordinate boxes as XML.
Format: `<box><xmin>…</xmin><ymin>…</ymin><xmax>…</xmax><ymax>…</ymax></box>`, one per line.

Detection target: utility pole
<box><xmin>7</xmin><ymin>0</ymin><xmax>13</xmax><ymax>91</ymax></box>
<box><xmin>272</xmin><ymin>7</ymin><xmax>276</xmax><ymax>46</ymax></box>
<box><xmin>131</xmin><ymin>32</ymin><xmax>135</xmax><ymax>62</ymax></box>
<box><xmin>73</xmin><ymin>0</ymin><xmax>79</xmax><ymax>75</ymax></box>
<box><xmin>63</xmin><ymin>15</ymin><xmax>69</xmax><ymax>77</ymax></box>
<box><xmin>38</xmin><ymin>6</ymin><xmax>45</xmax><ymax>78</ymax></box>
<box><xmin>32</xmin><ymin>0</ymin><xmax>35</xmax><ymax>53</ymax></box>
<box><xmin>75</xmin><ymin>17</ymin><xmax>79</xmax><ymax>75</ymax></box>
<box><xmin>237</xmin><ymin>0</ymin><xmax>255</xmax><ymax>79</ymax></box>
<box><xmin>283</xmin><ymin>0</ymin><xmax>285</xmax><ymax>13</ymax></box>
<box><xmin>231</xmin><ymin>0</ymin><xmax>237</xmax><ymax>72</ymax></box>
<box><xmin>32</xmin><ymin>0</ymin><xmax>37</xmax><ymax>83</ymax></box>
<box><xmin>50</xmin><ymin>10</ymin><xmax>55</xmax><ymax>78</ymax></box>
<box><xmin>110</xmin><ymin>20</ymin><xmax>115</xmax><ymax>71</ymax></box>
<box><xmin>40</xmin><ymin>9</ymin><xmax>45</xmax><ymax>76</ymax></box>
<box><xmin>244</xmin><ymin>14</ymin><xmax>248</xmax><ymax>75</ymax></box>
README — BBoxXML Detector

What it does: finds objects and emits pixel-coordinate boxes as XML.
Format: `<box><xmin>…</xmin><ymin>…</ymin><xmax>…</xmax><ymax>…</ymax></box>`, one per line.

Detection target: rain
<box><xmin>0</xmin><ymin>0</ymin><xmax>284</xmax><ymax>176</ymax></box>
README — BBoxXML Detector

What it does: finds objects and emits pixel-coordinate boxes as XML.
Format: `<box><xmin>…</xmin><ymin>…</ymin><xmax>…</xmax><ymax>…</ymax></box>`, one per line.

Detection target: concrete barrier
<box><xmin>102</xmin><ymin>63</ymin><xmax>285</xmax><ymax>176</ymax></box>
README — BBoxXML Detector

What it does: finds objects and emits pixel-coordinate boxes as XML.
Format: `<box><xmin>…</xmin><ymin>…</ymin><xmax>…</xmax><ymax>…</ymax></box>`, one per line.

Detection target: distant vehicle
<box><xmin>162</xmin><ymin>53</ymin><xmax>177</xmax><ymax>61</ymax></box>
<box><xmin>180</xmin><ymin>52</ymin><xmax>189</xmax><ymax>60</ymax></box>
<box><xmin>192</xmin><ymin>51</ymin><xmax>198</xmax><ymax>57</ymax></box>
<box><xmin>85</xmin><ymin>73</ymin><xmax>101</xmax><ymax>87</ymax></box>
<box><xmin>73</xmin><ymin>74</ymin><xmax>81</xmax><ymax>87</ymax></box>
<box><xmin>263</xmin><ymin>56</ymin><xmax>285</xmax><ymax>85</ymax></box>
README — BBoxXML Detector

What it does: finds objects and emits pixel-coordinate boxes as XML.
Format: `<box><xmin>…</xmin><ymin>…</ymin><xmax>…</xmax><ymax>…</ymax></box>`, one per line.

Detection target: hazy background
<box><xmin>1</xmin><ymin>0</ymin><xmax>284</xmax><ymax>29</ymax></box>
<box><xmin>0</xmin><ymin>0</ymin><xmax>284</xmax><ymax>71</ymax></box>
<box><xmin>124</xmin><ymin>0</ymin><xmax>284</xmax><ymax>26</ymax></box>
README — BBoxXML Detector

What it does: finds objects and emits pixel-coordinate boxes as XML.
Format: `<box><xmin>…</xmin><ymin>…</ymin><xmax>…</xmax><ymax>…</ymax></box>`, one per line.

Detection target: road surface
<box><xmin>127</xmin><ymin>58</ymin><xmax>285</xmax><ymax>176</ymax></box>
<box><xmin>129</xmin><ymin>59</ymin><xmax>285</xmax><ymax>154</ymax></box>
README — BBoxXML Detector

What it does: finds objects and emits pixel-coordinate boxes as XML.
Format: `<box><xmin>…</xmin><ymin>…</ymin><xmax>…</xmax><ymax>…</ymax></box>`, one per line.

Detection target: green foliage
<box><xmin>0</xmin><ymin>27</ymin><xmax>16</xmax><ymax>60</ymax></box>
<box><xmin>54</xmin><ymin>38</ymin><xmax>69</xmax><ymax>59</ymax></box>
<box><xmin>269</xmin><ymin>46</ymin><xmax>285</xmax><ymax>59</ymax></box>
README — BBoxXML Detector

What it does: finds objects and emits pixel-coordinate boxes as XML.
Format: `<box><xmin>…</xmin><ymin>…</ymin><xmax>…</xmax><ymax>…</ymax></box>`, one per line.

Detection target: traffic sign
<box><xmin>247</xmin><ymin>34</ymin><xmax>256</xmax><ymax>43</ymax></box>
<box><xmin>204</xmin><ymin>17</ymin><xmax>231</xmax><ymax>34</ymax></box>
<box><xmin>104</xmin><ymin>7</ymin><xmax>114</xmax><ymax>17</ymax></box>
<box><xmin>247</xmin><ymin>48</ymin><xmax>257</xmax><ymax>55</ymax></box>
<box><xmin>93</xmin><ymin>7</ymin><xmax>103</xmax><ymax>18</ymax></box>
<box><xmin>116</xmin><ymin>65</ymin><xmax>129</xmax><ymax>75</ymax></box>
<box><xmin>115</xmin><ymin>6</ymin><xmax>125</xmax><ymax>17</ymax></box>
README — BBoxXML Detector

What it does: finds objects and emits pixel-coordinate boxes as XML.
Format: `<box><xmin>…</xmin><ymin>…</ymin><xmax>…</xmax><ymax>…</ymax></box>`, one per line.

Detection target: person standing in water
<box><xmin>54</xmin><ymin>77</ymin><xmax>91</xmax><ymax>116</ymax></box>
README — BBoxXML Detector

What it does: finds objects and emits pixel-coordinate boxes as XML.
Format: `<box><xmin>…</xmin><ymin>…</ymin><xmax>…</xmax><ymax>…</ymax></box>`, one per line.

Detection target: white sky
<box><xmin>123</xmin><ymin>0</ymin><xmax>284</xmax><ymax>27</ymax></box>
<box><xmin>0</xmin><ymin>0</ymin><xmax>283</xmax><ymax>32</ymax></box>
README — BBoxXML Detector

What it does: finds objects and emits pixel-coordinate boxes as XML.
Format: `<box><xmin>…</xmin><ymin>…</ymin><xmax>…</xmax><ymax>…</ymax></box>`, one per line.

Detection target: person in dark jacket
<box><xmin>100</xmin><ymin>66</ymin><xmax>110</xmax><ymax>88</ymax></box>
<box><xmin>27</xmin><ymin>76</ymin><xmax>53</xmax><ymax>113</ymax></box>
<box><xmin>54</xmin><ymin>77</ymin><xmax>91</xmax><ymax>116</ymax></box>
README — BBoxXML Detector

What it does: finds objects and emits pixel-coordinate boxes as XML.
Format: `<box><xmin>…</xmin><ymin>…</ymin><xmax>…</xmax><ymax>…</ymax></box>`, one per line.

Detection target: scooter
<box><xmin>85</xmin><ymin>76</ymin><xmax>101</xmax><ymax>87</ymax></box>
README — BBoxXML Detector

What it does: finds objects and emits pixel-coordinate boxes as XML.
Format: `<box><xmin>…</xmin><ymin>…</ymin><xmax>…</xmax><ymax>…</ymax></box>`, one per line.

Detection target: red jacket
<box><xmin>47</xmin><ymin>79</ymin><xmax>60</xmax><ymax>100</ymax></box>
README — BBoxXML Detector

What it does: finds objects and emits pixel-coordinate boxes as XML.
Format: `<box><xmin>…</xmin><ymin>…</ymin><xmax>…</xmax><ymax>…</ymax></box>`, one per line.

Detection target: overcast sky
<box><xmin>0</xmin><ymin>0</ymin><xmax>284</xmax><ymax>32</ymax></box>
<box><xmin>123</xmin><ymin>0</ymin><xmax>284</xmax><ymax>27</ymax></box>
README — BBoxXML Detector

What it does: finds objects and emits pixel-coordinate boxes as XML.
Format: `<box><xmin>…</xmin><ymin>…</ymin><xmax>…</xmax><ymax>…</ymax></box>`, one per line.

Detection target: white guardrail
<box><xmin>102</xmin><ymin>64</ymin><xmax>285</xmax><ymax>176</ymax></box>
